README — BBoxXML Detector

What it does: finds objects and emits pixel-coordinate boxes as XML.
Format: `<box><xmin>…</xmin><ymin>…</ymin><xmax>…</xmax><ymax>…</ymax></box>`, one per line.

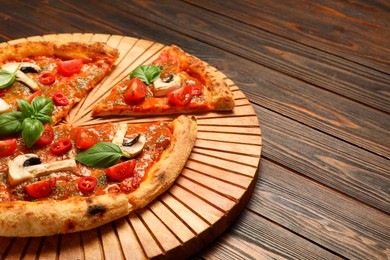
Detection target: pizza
<box><xmin>0</xmin><ymin>41</ymin><xmax>118</xmax><ymax>124</ymax></box>
<box><xmin>92</xmin><ymin>45</ymin><xmax>235</xmax><ymax>116</ymax></box>
<box><xmin>0</xmin><ymin>40</ymin><xmax>201</xmax><ymax>237</ymax></box>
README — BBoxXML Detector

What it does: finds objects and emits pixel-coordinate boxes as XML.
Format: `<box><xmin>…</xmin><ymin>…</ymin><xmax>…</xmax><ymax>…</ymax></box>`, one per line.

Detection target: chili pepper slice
<box><xmin>50</xmin><ymin>138</ymin><xmax>72</xmax><ymax>155</ymax></box>
<box><xmin>39</xmin><ymin>72</ymin><xmax>55</xmax><ymax>85</ymax></box>
<box><xmin>78</xmin><ymin>176</ymin><xmax>97</xmax><ymax>194</ymax></box>
<box><xmin>53</xmin><ymin>92</ymin><xmax>69</xmax><ymax>106</ymax></box>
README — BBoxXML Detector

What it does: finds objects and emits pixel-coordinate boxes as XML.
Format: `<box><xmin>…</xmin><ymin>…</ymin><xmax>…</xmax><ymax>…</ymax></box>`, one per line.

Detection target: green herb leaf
<box><xmin>17</xmin><ymin>99</ymin><xmax>34</xmax><ymax>118</ymax></box>
<box><xmin>34</xmin><ymin>113</ymin><xmax>53</xmax><ymax>125</ymax></box>
<box><xmin>21</xmin><ymin>118</ymin><xmax>44</xmax><ymax>148</ymax></box>
<box><xmin>76</xmin><ymin>142</ymin><xmax>124</xmax><ymax>168</ymax></box>
<box><xmin>0</xmin><ymin>111</ymin><xmax>25</xmax><ymax>136</ymax></box>
<box><xmin>31</xmin><ymin>96</ymin><xmax>54</xmax><ymax>116</ymax></box>
<box><xmin>130</xmin><ymin>65</ymin><xmax>161</xmax><ymax>85</ymax></box>
<box><xmin>0</xmin><ymin>66</ymin><xmax>18</xmax><ymax>89</ymax></box>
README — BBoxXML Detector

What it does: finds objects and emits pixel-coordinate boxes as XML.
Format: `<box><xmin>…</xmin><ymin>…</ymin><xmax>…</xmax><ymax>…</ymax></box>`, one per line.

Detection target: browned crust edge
<box><xmin>0</xmin><ymin>41</ymin><xmax>119</xmax><ymax>62</ymax></box>
<box><xmin>0</xmin><ymin>193</ymin><xmax>132</xmax><ymax>237</ymax></box>
<box><xmin>127</xmin><ymin>115</ymin><xmax>197</xmax><ymax>209</ymax></box>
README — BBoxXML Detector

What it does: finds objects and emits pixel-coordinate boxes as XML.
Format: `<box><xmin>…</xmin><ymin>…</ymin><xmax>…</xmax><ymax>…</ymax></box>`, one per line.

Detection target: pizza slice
<box><xmin>0</xmin><ymin>115</ymin><xmax>196</xmax><ymax>237</ymax></box>
<box><xmin>0</xmin><ymin>41</ymin><xmax>118</xmax><ymax>124</ymax></box>
<box><xmin>92</xmin><ymin>45</ymin><xmax>234</xmax><ymax>117</ymax></box>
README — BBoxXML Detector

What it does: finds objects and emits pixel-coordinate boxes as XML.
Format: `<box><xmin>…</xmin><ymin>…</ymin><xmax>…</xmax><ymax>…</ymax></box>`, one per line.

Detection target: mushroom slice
<box><xmin>112</xmin><ymin>123</ymin><xmax>146</xmax><ymax>158</ymax></box>
<box><xmin>121</xmin><ymin>134</ymin><xmax>146</xmax><ymax>158</ymax></box>
<box><xmin>153</xmin><ymin>74</ymin><xmax>181</xmax><ymax>96</ymax></box>
<box><xmin>0</xmin><ymin>98</ymin><xmax>12</xmax><ymax>114</ymax></box>
<box><xmin>7</xmin><ymin>154</ymin><xmax>77</xmax><ymax>186</ymax></box>
<box><xmin>1</xmin><ymin>63</ymin><xmax>40</xmax><ymax>91</ymax></box>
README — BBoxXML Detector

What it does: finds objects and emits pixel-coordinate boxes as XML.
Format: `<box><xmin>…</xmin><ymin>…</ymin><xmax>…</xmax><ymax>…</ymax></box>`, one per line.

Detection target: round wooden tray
<box><xmin>0</xmin><ymin>34</ymin><xmax>262</xmax><ymax>259</ymax></box>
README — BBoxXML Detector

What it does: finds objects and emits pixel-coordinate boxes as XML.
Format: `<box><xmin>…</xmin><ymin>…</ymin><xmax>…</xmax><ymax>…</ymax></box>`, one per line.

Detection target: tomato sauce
<box><xmin>0</xmin><ymin>56</ymin><xmax>114</xmax><ymax>123</ymax></box>
<box><xmin>0</xmin><ymin>122</ymin><xmax>172</xmax><ymax>202</ymax></box>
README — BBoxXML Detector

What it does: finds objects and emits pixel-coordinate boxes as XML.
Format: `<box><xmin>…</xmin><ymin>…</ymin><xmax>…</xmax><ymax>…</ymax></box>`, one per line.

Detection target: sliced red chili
<box><xmin>78</xmin><ymin>176</ymin><xmax>97</xmax><ymax>194</ymax></box>
<box><xmin>53</xmin><ymin>93</ymin><xmax>69</xmax><ymax>106</ymax></box>
<box><xmin>39</xmin><ymin>72</ymin><xmax>55</xmax><ymax>85</ymax></box>
<box><xmin>50</xmin><ymin>139</ymin><xmax>72</xmax><ymax>155</ymax></box>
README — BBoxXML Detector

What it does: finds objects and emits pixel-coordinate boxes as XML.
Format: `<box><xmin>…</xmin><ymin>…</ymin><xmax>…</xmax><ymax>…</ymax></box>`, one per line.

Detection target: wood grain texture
<box><xmin>0</xmin><ymin>33</ymin><xmax>261</xmax><ymax>260</ymax></box>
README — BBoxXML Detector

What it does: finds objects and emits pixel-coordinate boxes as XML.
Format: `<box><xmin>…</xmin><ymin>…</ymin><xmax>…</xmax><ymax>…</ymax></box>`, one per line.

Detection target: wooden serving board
<box><xmin>0</xmin><ymin>33</ymin><xmax>262</xmax><ymax>259</ymax></box>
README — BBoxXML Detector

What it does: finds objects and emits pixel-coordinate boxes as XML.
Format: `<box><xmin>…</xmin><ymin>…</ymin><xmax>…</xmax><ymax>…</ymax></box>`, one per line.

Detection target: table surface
<box><xmin>1</xmin><ymin>0</ymin><xmax>389</xmax><ymax>259</ymax></box>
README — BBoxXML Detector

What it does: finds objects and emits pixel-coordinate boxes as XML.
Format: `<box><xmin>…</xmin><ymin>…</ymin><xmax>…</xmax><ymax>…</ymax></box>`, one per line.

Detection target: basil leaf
<box><xmin>34</xmin><ymin>113</ymin><xmax>54</xmax><ymax>125</ymax></box>
<box><xmin>130</xmin><ymin>65</ymin><xmax>161</xmax><ymax>85</ymax></box>
<box><xmin>0</xmin><ymin>111</ymin><xmax>24</xmax><ymax>136</ymax></box>
<box><xmin>22</xmin><ymin>118</ymin><xmax>44</xmax><ymax>148</ymax></box>
<box><xmin>76</xmin><ymin>142</ymin><xmax>124</xmax><ymax>168</ymax></box>
<box><xmin>0</xmin><ymin>68</ymin><xmax>17</xmax><ymax>89</ymax></box>
<box><xmin>31</xmin><ymin>96</ymin><xmax>54</xmax><ymax>116</ymax></box>
<box><xmin>17</xmin><ymin>99</ymin><xmax>34</xmax><ymax>118</ymax></box>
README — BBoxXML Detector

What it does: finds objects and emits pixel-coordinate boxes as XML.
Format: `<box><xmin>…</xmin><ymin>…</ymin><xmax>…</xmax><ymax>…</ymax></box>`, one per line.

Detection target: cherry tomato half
<box><xmin>25</xmin><ymin>178</ymin><xmax>56</xmax><ymax>198</ymax></box>
<box><xmin>26</xmin><ymin>91</ymin><xmax>42</xmax><ymax>103</ymax></box>
<box><xmin>78</xmin><ymin>176</ymin><xmax>97</xmax><ymax>194</ymax></box>
<box><xmin>75</xmin><ymin>128</ymin><xmax>98</xmax><ymax>150</ymax></box>
<box><xmin>0</xmin><ymin>139</ymin><xmax>17</xmax><ymax>158</ymax></box>
<box><xmin>167</xmin><ymin>85</ymin><xmax>192</xmax><ymax>106</ymax></box>
<box><xmin>39</xmin><ymin>72</ymin><xmax>55</xmax><ymax>85</ymax></box>
<box><xmin>191</xmin><ymin>85</ymin><xmax>203</xmax><ymax>96</ymax></box>
<box><xmin>0</xmin><ymin>89</ymin><xmax>5</xmax><ymax>97</ymax></box>
<box><xmin>105</xmin><ymin>160</ymin><xmax>136</xmax><ymax>181</ymax></box>
<box><xmin>53</xmin><ymin>93</ymin><xmax>69</xmax><ymax>106</ymax></box>
<box><xmin>57</xmin><ymin>59</ymin><xmax>83</xmax><ymax>77</ymax></box>
<box><xmin>50</xmin><ymin>139</ymin><xmax>72</xmax><ymax>156</ymax></box>
<box><xmin>35</xmin><ymin>124</ymin><xmax>54</xmax><ymax>145</ymax></box>
<box><xmin>123</xmin><ymin>78</ymin><xmax>148</xmax><ymax>104</ymax></box>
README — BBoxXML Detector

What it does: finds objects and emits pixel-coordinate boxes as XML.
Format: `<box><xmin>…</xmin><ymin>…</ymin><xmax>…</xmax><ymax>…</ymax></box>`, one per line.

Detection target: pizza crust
<box><xmin>0</xmin><ymin>193</ymin><xmax>132</xmax><ymax>237</ymax></box>
<box><xmin>0</xmin><ymin>41</ymin><xmax>118</xmax><ymax>62</ymax></box>
<box><xmin>127</xmin><ymin>115</ymin><xmax>197</xmax><ymax>208</ymax></box>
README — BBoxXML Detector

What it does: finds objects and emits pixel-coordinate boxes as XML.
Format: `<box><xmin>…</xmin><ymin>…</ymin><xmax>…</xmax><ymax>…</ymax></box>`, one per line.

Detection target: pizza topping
<box><xmin>191</xmin><ymin>85</ymin><xmax>203</xmax><ymax>96</ymax></box>
<box><xmin>76</xmin><ymin>142</ymin><xmax>126</xmax><ymax>168</ymax></box>
<box><xmin>0</xmin><ymin>139</ymin><xmax>17</xmax><ymax>159</ymax></box>
<box><xmin>50</xmin><ymin>139</ymin><xmax>72</xmax><ymax>155</ymax></box>
<box><xmin>120</xmin><ymin>134</ymin><xmax>146</xmax><ymax>158</ymax></box>
<box><xmin>7</xmin><ymin>154</ymin><xmax>77</xmax><ymax>185</ymax></box>
<box><xmin>0</xmin><ymin>96</ymin><xmax>54</xmax><ymax>147</ymax></box>
<box><xmin>130</xmin><ymin>65</ymin><xmax>161</xmax><ymax>85</ymax></box>
<box><xmin>52</xmin><ymin>93</ymin><xmax>69</xmax><ymax>106</ymax></box>
<box><xmin>26</xmin><ymin>90</ymin><xmax>42</xmax><ymax>103</ymax></box>
<box><xmin>1</xmin><ymin>63</ymin><xmax>40</xmax><ymax>91</ymax></box>
<box><xmin>57</xmin><ymin>59</ymin><xmax>83</xmax><ymax>77</ymax></box>
<box><xmin>112</xmin><ymin>123</ymin><xmax>145</xmax><ymax>157</ymax></box>
<box><xmin>39</xmin><ymin>72</ymin><xmax>55</xmax><ymax>85</ymax></box>
<box><xmin>153</xmin><ymin>74</ymin><xmax>181</xmax><ymax>97</ymax></box>
<box><xmin>35</xmin><ymin>124</ymin><xmax>54</xmax><ymax>146</ymax></box>
<box><xmin>0</xmin><ymin>98</ymin><xmax>12</xmax><ymax>114</ymax></box>
<box><xmin>25</xmin><ymin>178</ymin><xmax>56</xmax><ymax>199</ymax></box>
<box><xmin>123</xmin><ymin>78</ymin><xmax>148</xmax><ymax>103</ymax></box>
<box><xmin>75</xmin><ymin>128</ymin><xmax>98</xmax><ymax>149</ymax></box>
<box><xmin>105</xmin><ymin>160</ymin><xmax>136</xmax><ymax>181</ymax></box>
<box><xmin>167</xmin><ymin>85</ymin><xmax>192</xmax><ymax>106</ymax></box>
<box><xmin>78</xmin><ymin>176</ymin><xmax>97</xmax><ymax>194</ymax></box>
<box><xmin>23</xmin><ymin>157</ymin><xmax>42</xmax><ymax>167</ymax></box>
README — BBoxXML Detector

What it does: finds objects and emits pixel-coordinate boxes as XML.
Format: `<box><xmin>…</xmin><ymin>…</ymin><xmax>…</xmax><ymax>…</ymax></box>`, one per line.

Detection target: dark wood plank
<box><xmin>1</xmin><ymin>0</ymin><xmax>387</xmax><ymax>157</ymax></box>
<box><xmin>252</xmin><ymin>159</ymin><xmax>390</xmax><ymax>259</ymax></box>
<box><xmin>194</xmin><ymin>210</ymin><xmax>342</xmax><ymax>260</ymax></box>
<box><xmin>255</xmin><ymin>105</ymin><xmax>390</xmax><ymax>213</ymax></box>
<box><xmin>185</xmin><ymin>0</ymin><xmax>390</xmax><ymax>74</ymax></box>
<box><xmin>105</xmin><ymin>0</ymin><xmax>390</xmax><ymax>113</ymax></box>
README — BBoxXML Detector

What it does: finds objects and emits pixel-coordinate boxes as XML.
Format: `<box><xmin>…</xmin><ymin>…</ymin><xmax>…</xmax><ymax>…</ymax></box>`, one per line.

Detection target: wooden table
<box><xmin>1</xmin><ymin>1</ymin><xmax>389</xmax><ymax>259</ymax></box>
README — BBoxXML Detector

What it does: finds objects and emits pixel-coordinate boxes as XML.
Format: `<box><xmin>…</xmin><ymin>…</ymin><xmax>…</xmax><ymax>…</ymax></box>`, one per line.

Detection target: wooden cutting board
<box><xmin>0</xmin><ymin>33</ymin><xmax>262</xmax><ymax>259</ymax></box>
